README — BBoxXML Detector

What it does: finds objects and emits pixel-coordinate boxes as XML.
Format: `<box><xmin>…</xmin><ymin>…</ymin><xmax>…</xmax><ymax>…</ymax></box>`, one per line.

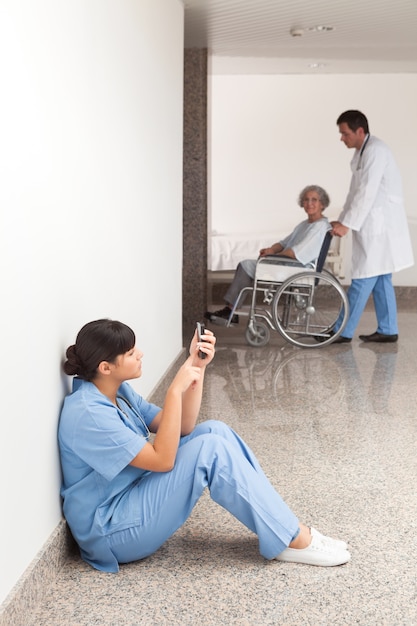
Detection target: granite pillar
<box><xmin>183</xmin><ymin>48</ymin><xmax>208</xmax><ymax>343</ymax></box>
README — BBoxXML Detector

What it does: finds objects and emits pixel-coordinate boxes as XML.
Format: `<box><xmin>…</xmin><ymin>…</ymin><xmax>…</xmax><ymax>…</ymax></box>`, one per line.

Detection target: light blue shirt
<box><xmin>58</xmin><ymin>378</ymin><xmax>160</xmax><ymax>572</ymax></box>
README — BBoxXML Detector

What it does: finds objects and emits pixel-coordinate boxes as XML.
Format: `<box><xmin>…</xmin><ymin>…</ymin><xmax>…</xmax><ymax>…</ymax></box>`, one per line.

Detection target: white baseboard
<box><xmin>0</xmin><ymin>520</ymin><xmax>76</xmax><ymax>626</ymax></box>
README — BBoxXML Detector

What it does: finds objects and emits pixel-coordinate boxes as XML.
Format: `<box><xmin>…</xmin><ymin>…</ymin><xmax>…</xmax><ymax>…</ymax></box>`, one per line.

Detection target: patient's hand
<box><xmin>259</xmin><ymin>246</ymin><xmax>274</xmax><ymax>256</ymax></box>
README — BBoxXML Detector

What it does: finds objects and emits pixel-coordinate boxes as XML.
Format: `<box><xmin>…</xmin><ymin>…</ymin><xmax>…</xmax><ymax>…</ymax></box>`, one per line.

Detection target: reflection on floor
<box><xmin>27</xmin><ymin>309</ymin><xmax>417</xmax><ymax>625</ymax></box>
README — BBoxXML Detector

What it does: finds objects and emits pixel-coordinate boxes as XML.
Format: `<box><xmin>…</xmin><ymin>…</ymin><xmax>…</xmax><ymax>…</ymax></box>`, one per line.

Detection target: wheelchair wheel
<box><xmin>271</xmin><ymin>271</ymin><xmax>349</xmax><ymax>348</ymax></box>
<box><xmin>245</xmin><ymin>320</ymin><xmax>270</xmax><ymax>347</ymax></box>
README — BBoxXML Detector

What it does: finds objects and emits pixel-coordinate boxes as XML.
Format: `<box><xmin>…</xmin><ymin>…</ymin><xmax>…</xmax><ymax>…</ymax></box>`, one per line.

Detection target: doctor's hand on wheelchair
<box><xmin>331</xmin><ymin>221</ymin><xmax>349</xmax><ymax>237</ymax></box>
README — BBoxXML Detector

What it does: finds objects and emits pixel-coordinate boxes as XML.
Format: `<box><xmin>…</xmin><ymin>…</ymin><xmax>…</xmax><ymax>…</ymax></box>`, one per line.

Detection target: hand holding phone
<box><xmin>196</xmin><ymin>322</ymin><xmax>207</xmax><ymax>359</ymax></box>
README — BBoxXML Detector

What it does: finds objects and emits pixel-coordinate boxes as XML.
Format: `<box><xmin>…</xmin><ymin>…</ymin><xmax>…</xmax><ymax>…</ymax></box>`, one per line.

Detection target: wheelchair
<box><xmin>223</xmin><ymin>232</ymin><xmax>349</xmax><ymax>348</ymax></box>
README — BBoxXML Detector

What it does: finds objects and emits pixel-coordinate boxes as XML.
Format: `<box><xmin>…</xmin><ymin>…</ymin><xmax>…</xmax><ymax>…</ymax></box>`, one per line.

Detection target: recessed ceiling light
<box><xmin>289</xmin><ymin>27</ymin><xmax>305</xmax><ymax>37</ymax></box>
<box><xmin>289</xmin><ymin>25</ymin><xmax>334</xmax><ymax>37</ymax></box>
<box><xmin>307</xmin><ymin>25</ymin><xmax>334</xmax><ymax>32</ymax></box>
<box><xmin>308</xmin><ymin>62</ymin><xmax>327</xmax><ymax>69</ymax></box>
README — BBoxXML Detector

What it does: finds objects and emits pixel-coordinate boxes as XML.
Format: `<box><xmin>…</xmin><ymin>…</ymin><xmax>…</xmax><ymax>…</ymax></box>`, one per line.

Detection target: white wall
<box><xmin>0</xmin><ymin>0</ymin><xmax>184</xmax><ymax>604</ymax></box>
<box><xmin>208</xmin><ymin>72</ymin><xmax>417</xmax><ymax>284</ymax></box>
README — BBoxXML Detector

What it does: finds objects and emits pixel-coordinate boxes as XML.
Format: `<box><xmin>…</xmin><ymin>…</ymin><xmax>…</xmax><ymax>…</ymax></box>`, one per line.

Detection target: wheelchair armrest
<box><xmin>255</xmin><ymin>255</ymin><xmax>307</xmax><ymax>283</ymax></box>
<box><xmin>256</xmin><ymin>255</ymin><xmax>305</xmax><ymax>268</ymax></box>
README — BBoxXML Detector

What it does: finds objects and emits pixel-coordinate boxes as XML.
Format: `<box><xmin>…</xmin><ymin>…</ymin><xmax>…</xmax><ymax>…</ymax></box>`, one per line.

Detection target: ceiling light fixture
<box><xmin>290</xmin><ymin>25</ymin><xmax>334</xmax><ymax>37</ymax></box>
<box><xmin>307</xmin><ymin>25</ymin><xmax>334</xmax><ymax>33</ymax></box>
<box><xmin>289</xmin><ymin>27</ymin><xmax>304</xmax><ymax>37</ymax></box>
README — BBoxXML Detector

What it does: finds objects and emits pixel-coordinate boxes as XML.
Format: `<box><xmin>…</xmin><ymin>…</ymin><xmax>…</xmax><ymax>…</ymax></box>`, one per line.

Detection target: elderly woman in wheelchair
<box><xmin>205</xmin><ymin>185</ymin><xmax>348</xmax><ymax>348</ymax></box>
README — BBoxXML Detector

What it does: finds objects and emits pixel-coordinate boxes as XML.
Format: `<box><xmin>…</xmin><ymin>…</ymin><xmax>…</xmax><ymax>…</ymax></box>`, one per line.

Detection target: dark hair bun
<box><xmin>63</xmin><ymin>344</ymin><xmax>82</xmax><ymax>376</ymax></box>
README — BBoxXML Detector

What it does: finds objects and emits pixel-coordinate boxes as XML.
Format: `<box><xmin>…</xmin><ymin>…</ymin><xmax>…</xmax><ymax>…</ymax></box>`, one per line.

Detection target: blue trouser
<box><xmin>335</xmin><ymin>273</ymin><xmax>398</xmax><ymax>338</ymax></box>
<box><xmin>108</xmin><ymin>420</ymin><xmax>299</xmax><ymax>563</ymax></box>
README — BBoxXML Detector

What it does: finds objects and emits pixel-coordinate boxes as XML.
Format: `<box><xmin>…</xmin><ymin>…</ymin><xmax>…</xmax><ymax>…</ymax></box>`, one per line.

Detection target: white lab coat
<box><xmin>338</xmin><ymin>135</ymin><xmax>414</xmax><ymax>279</ymax></box>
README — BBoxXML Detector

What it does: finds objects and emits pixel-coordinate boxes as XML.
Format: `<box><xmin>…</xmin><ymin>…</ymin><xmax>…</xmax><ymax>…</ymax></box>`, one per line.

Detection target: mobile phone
<box><xmin>196</xmin><ymin>322</ymin><xmax>207</xmax><ymax>359</ymax></box>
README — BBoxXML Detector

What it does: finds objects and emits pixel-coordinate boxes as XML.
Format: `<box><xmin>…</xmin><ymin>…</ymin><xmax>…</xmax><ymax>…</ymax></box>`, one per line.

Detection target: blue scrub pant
<box><xmin>335</xmin><ymin>273</ymin><xmax>398</xmax><ymax>338</ymax></box>
<box><xmin>108</xmin><ymin>420</ymin><xmax>299</xmax><ymax>564</ymax></box>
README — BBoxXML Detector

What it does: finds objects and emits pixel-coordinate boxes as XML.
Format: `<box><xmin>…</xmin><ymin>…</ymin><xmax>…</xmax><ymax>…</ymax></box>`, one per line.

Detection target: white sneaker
<box><xmin>310</xmin><ymin>527</ymin><xmax>348</xmax><ymax>551</ymax></box>
<box><xmin>275</xmin><ymin>532</ymin><xmax>351</xmax><ymax>567</ymax></box>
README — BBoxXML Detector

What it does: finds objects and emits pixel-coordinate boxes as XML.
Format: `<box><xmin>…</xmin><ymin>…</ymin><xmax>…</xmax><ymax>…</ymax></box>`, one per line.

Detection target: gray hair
<box><xmin>298</xmin><ymin>185</ymin><xmax>330</xmax><ymax>209</ymax></box>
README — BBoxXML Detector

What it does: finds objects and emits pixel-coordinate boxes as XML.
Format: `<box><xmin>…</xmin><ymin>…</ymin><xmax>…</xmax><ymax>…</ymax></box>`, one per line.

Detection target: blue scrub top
<box><xmin>58</xmin><ymin>378</ymin><xmax>160</xmax><ymax>572</ymax></box>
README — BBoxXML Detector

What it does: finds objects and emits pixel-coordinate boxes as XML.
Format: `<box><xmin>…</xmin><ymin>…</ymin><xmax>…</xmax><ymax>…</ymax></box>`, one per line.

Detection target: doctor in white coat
<box><xmin>331</xmin><ymin>110</ymin><xmax>414</xmax><ymax>343</ymax></box>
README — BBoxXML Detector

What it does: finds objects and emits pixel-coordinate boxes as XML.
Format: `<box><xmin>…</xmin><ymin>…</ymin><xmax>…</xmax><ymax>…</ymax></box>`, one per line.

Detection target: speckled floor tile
<box><xmin>26</xmin><ymin>309</ymin><xmax>417</xmax><ymax>626</ymax></box>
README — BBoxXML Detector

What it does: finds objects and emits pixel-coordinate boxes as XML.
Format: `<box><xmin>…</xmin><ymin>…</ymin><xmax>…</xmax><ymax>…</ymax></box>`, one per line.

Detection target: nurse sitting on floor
<box><xmin>58</xmin><ymin>318</ymin><xmax>350</xmax><ymax>571</ymax></box>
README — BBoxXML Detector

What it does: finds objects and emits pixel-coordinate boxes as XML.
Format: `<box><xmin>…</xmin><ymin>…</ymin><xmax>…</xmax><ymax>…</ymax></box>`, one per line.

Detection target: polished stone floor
<box><xmin>27</xmin><ymin>306</ymin><xmax>417</xmax><ymax>626</ymax></box>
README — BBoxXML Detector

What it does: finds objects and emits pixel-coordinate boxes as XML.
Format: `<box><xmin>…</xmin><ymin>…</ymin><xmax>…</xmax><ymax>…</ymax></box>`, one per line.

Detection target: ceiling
<box><xmin>183</xmin><ymin>0</ymin><xmax>417</xmax><ymax>74</ymax></box>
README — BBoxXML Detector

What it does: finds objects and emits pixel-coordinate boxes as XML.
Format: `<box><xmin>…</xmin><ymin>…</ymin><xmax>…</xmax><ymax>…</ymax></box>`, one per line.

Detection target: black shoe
<box><xmin>314</xmin><ymin>332</ymin><xmax>333</xmax><ymax>343</ymax></box>
<box><xmin>359</xmin><ymin>331</ymin><xmax>398</xmax><ymax>343</ymax></box>
<box><xmin>314</xmin><ymin>331</ymin><xmax>351</xmax><ymax>344</ymax></box>
<box><xmin>331</xmin><ymin>335</ymin><xmax>352</xmax><ymax>344</ymax></box>
<box><xmin>204</xmin><ymin>306</ymin><xmax>239</xmax><ymax>324</ymax></box>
